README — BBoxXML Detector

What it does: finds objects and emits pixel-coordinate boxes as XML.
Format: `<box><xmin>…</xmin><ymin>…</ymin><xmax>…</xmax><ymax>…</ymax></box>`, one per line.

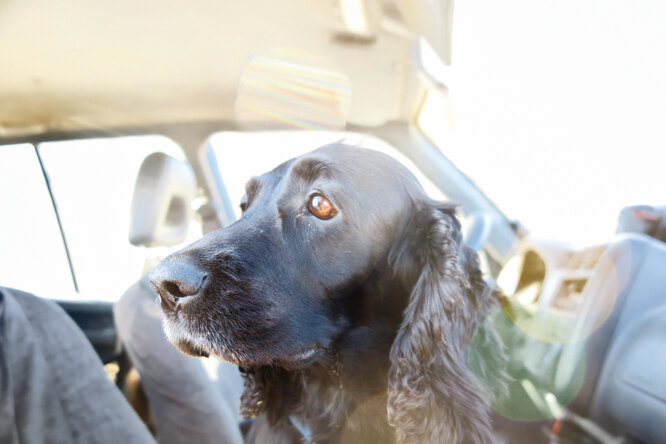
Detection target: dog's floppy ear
<box><xmin>387</xmin><ymin>200</ymin><xmax>505</xmax><ymax>444</ymax></box>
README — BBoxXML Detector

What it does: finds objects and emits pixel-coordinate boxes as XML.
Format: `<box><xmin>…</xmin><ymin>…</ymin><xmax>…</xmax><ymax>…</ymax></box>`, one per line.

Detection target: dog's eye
<box><xmin>308</xmin><ymin>194</ymin><xmax>337</xmax><ymax>220</ymax></box>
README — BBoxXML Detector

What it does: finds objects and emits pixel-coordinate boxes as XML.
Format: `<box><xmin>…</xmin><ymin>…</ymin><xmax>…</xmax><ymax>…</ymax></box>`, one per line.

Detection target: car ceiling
<box><xmin>1</xmin><ymin>0</ymin><xmax>451</xmax><ymax>138</ymax></box>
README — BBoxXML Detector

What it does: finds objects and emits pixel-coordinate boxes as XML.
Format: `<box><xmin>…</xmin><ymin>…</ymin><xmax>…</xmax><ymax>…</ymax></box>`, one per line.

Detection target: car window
<box><xmin>0</xmin><ymin>144</ymin><xmax>76</xmax><ymax>299</ymax></box>
<box><xmin>38</xmin><ymin>135</ymin><xmax>201</xmax><ymax>302</ymax></box>
<box><xmin>419</xmin><ymin>1</ymin><xmax>666</xmax><ymax>246</ymax></box>
<box><xmin>207</xmin><ymin>130</ymin><xmax>446</xmax><ymax>221</ymax></box>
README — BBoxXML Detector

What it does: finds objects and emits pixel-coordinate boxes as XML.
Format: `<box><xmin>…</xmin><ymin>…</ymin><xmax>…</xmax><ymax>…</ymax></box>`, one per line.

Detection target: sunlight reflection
<box><xmin>235</xmin><ymin>49</ymin><xmax>351</xmax><ymax>131</ymax></box>
<box><xmin>470</xmin><ymin>308</ymin><xmax>587</xmax><ymax>422</ymax></box>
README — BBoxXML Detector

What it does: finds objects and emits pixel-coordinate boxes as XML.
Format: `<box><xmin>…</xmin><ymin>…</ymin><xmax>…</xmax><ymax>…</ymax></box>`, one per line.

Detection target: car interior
<box><xmin>2</xmin><ymin>1</ymin><xmax>665</xmax><ymax>443</ymax></box>
<box><xmin>493</xmin><ymin>232</ymin><xmax>666</xmax><ymax>443</ymax></box>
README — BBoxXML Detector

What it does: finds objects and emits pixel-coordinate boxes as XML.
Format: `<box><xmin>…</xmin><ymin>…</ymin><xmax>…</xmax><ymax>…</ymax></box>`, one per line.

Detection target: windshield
<box><xmin>5</xmin><ymin>1</ymin><xmax>664</xmax><ymax>248</ymax></box>
<box><xmin>420</xmin><ymin>0</ymin><xmax>666</xmax><ymax>246</ymax></box>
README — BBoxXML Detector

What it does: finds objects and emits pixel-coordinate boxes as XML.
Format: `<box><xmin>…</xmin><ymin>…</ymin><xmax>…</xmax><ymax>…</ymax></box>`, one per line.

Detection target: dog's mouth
<box><xmin>162</xmin><ymin>305</ymin><xmax>333</xmax><ymax>369</ymax></box>
<box><xmin>288</xmin><ymin>347</ymin><xmax>318</xmax><ymax>361</ymax></box>
<box><xmin>202</xmin><ymin>344</ymin><xmax>323</xmax><ymax>370</ymax></box>
<box><xmin>168</xmin><ymin>322</ymin><xmax>324</xmax><ymax>368</ymax></box>
<box><xmin>275</xmin><ymin>346</ymin><xmax>323</xmax><ymax>369</ymax></box>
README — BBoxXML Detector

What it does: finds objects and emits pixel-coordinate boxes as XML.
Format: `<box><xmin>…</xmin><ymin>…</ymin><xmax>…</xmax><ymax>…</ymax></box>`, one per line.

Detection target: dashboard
<box><xmin>496</xmin><ymin>234</ymin><xmax>666</xmax><ymax>443</ymax></box>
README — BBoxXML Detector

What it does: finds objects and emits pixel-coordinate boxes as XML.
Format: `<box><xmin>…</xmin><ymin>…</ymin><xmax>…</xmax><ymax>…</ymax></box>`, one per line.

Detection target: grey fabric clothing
<box><xmin>113</xmin><ymin>277</ymin><xmax>243</xmax><ymax>444</ymax></box>
<box><xmin>0</xmin><ymin>287</ymin><xmax>154</xmax><ymax>444</ymax></box>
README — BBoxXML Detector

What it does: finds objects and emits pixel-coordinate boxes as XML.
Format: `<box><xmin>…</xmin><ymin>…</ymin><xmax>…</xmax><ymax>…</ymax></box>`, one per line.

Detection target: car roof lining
<box><xmin>0</xmin><ymin>0</ymin><xmax>451</xmax><ymax>138</ymax></box>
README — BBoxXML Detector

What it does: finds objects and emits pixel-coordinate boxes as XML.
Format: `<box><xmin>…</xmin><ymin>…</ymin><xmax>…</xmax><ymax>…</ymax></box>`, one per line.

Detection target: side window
<box><xmin>0</xmin><ymin>144</ymin><xmax>76</xmax><ymax>299</ymax></box>
<box><xmin>38</xmin><ymin>135</ymin><xmax>201</xmax><ymax>302</ymax></box>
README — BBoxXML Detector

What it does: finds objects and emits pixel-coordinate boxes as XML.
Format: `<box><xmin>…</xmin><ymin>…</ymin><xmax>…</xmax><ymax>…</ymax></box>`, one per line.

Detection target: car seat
<box><xmin>113</xmin><ymin>151</ymin><xmax>244</xmax><ymax>444</ymax></box>
<box><xmin>617</xmin><ymin>205</ymin><xmax>666</xmax><ymax>243</ymax></box>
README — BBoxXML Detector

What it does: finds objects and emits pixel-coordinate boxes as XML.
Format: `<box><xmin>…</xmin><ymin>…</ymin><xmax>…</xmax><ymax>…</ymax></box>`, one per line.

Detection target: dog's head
<box><xmin>150</xmin><ymin>143</ymin><xmax>506</xmax><ymax>442</ymax></box>
<box><xmin>150</xmin><ymin>144</ymin><xmax>422</xmax><ymax>367</ymax></box>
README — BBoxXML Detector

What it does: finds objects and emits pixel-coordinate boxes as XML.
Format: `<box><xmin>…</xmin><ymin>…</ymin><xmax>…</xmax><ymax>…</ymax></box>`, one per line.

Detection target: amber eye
<box><xmin>308</xmin><ymin>194</ymin><xmax>338</xmax><ymax>220</ymax></box>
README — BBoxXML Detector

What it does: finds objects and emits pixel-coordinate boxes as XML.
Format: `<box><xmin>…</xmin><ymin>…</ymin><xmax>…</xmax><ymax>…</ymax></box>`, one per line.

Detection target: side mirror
<box><xmin>129</xmin><ymin>152</ymin><xmax>196</xmax><ymax>248</ymax></box>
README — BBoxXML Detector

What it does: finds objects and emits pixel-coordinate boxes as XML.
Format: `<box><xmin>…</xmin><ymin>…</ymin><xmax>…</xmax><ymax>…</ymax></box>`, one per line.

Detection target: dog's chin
<box><xmin>174</xmin><ymin>339</ymin><xmax>210</xmax><ymax>357</ymax></box>
<box><xmin>209</xmin><ymin>344</ymin><xmax>324</xmax><ymax>370</ymax></box>
<box><xmin>273</xmin><ymin>346</ymin><xmax>324</xmax><ymax>370</ymax></box>
<box><xmin>175</xmin><ymin>336</ymin><xmax>323</xmax><ymax>369</ymax></box>
<box><xmin>162</xmin><ymin>319</ymin><xmax>212</xmax><ymax>358</ymax></box>
<box><xmin>162</xmin><ymin>318</ymin><xmax>326</xmax><ymax>368</ymax></box>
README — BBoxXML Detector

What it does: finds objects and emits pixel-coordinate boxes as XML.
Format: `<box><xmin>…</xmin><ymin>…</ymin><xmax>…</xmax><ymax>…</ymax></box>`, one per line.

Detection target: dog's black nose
<box><xmin>149</xmin><ymin>259</ymin><xmax>207</xmax><ymax>308</ymax></box>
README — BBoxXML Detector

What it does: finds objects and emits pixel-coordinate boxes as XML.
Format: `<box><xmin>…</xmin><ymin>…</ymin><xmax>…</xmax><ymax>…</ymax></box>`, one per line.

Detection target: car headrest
<box><xmin>129</xmin><ymin>152</ymin><xmax>196</xmax><ymax>248</ymax></box>
<box><xmin>616</xmin><ymin>205</ymin><xmax>666</xmax><ymax>242</ymax></box>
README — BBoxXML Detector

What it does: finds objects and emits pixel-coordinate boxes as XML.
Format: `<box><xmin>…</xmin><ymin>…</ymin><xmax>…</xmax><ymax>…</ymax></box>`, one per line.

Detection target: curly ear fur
<box><xmin>388</xmin><ymin>201</ymin><xmax>507</xmax><ymax>444</ymax></box>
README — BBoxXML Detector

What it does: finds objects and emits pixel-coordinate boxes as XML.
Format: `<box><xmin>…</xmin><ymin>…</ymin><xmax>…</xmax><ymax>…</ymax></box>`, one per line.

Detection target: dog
<box><xmin>150</xmin><ymin>143</ymin><xmax>507</xmax><ymax>443</ymax></box>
